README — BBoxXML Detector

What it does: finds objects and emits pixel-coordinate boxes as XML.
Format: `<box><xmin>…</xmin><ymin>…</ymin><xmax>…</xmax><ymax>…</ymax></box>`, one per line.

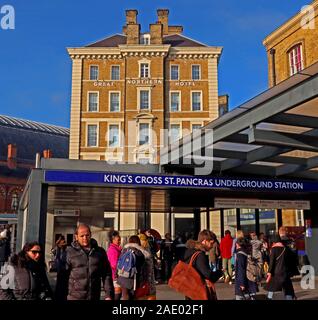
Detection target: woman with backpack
<box><xmin>106</xmin><ymin>230</ymin><xmax>122</xmax><ymax>300</ymax></box>
<box><xmin>235</xmin><ymin>237</ymin><xmax>258</xmax><ymax>300</ymax></box>
<box><xmin>117</xmin><ymin>235</ymin><xmax>147</xmax><ymax>300</ymax></box>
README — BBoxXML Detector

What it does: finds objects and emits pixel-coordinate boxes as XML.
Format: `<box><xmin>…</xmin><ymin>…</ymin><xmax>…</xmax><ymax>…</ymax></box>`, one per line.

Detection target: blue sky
<box><xmin>0</xmin><ymin>0</ymin><xmax>310</xmax><ymax>127</ymax></box>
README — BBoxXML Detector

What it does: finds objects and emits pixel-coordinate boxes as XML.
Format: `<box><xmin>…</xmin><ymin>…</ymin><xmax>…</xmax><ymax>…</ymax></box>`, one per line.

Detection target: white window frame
<box><xmin>139</xmin><ymin>60</ymin><xmax>151</xmax><ymax>78</ymax></box>
<box><xmin>110</xmin><ymin>65</ymin><xmax>120</xmax><ymax>80</ymax></box>
<box><xmin>89</xmin><ymin>65</ymin><xmax>99</xmax><ymax>81</ymax></box>
<box><xmin>191</xmin><ymin>64</ymin><xmax>201</xmax><ymax>80</ymax></box>
<box><xmin>86</xmin><ymin>124</ymin><xmax>99</xmax><ymax>147</ymax></box>
<box><xmin>87</xmin><ymin>91</ymin><xmax>99</xmax><ymax>112</ymax></box>
<box><xmin>191</xmin><ymin>91</ymin><xmax>203</xmax><ymax>111</ymax></box>
<box><xmin>170</xmin><ymin>65</ymin><xmax>179</xmax><ymax>80</ymax></box>
<box><xmin>138</xmin><ymin>122</ymin><xmax>150</xmax><ymax>146</ymax></box>
<box><xmin>140</xmin><ymin>34</ymin><xmax>151</xmax><ymax>45</ymax></box>
<box><xmin>170</xmin><ymin>91</ymin><xmax>181</xmax><ymax>112</ymax></box>
<box><xmin>107</xmin><ymin>123</ymin><xmax>121</xmax><ymax>148</ymax></box>
<box><xmin>170</xmin><ymin>123</ymin><xmax>182</xmax><ymax>143</ymax></box>
<box><xmin>109</xmin><ymin>91</ymin><xmax>121</xmax><ymax>112</ymax></box>
<box><xmin>137</xmin><ymin>87</ymin><xmax>151</xmax><ymax>111</ymax></box>
<box><xmin>288</xmin><ymin>44</ymin><xmax>304</xmax><ymax>76</ymax></box>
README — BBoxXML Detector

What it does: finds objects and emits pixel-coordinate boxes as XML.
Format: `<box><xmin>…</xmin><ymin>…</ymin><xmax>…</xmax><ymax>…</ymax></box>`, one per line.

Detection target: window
<box><xmin>111</xmin><ymin>66</ymin><xmax>120</xmax><ymax>80</ymax></box>
<box><xmin>170</xmin><ymin>124</ymin><xmax>181</xmax><ymax>143</ymax></box>
<box><xmin>140</xmin><ymin>90</ymin><xmax>150</xmax><ymax>110</ymax></box>
<box><xmin>87</xmin><ymin>125</ymin><xmax>98</xmax><ymax>147</ymax></box>
<box><xmin>288</xmin><ymin>44</ymin><xmax>304</xmax><ymax>76</ymax></box>
<box><xmin>110</xmin><ymin>92</ymin><xmax>120</xmax><ymax>112</ymax></box>
<box><xmin>88</xmin><ymin>92</ymin><xmax>98</xmax><ymax>112</ymax></box>
<box><xmin>170</xmin><ymin>92</ymin><xmax>180</xmax><ymax>112</ymax></box>
<box><xmin>108</xmin><ymin>125</ymin><xmax>119</xmax><ymax>147</ymax></box>
<box><xmin>192</xmin><ymin>124</ymin><xmax>202</xmax><ymax>132</ymax></box>
<box><xmin>192</xmin><ymin>92</ymin><xmax>202</xmax><ymax>111</ymax></box>
<box><xmin>89</xmin><ymin>66</ymin><xmax>98</xmax><ymax>80</ymax></box>
<box><xmin>140</xmin><ymin>63</ymin><xmax>150</xmax><ymax>78</ymax></box>
<box><xmin>138</xmin><ymin>158</ymin><xmax>150</xmax><ymax>165</ymax></box>
<box><xmin>170</xmin><ymin>65</ymin><xmax>179</xmax><ymax>80</ymax></box>
<box><xmin>140</xmin><ymin>34</ymin><xmax>150</xmax><ymax>45</ymax></box>
<box><xmin>139</xmin><ymin>123</ymin><xmax>150</xmax><ymax>145</ymax></box>
<box><xmin>192</xmin><ymin>65</ymin><xmax>201</xmax><ymax>80</ymax></box>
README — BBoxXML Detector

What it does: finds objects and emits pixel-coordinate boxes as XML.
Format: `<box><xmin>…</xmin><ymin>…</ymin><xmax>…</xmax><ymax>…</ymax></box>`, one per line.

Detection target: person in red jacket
<box><xmin>220</xmin><ymin>230</ymin><xmax>234</xmax><ymax>284</ymax></box>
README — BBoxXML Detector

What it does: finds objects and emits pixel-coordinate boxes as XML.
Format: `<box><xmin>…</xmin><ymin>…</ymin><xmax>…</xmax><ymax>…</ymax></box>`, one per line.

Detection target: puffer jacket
<box><xmin>64</xmin><ymin>239</ymin><xmax>114</xmax><ymax>300</ymax></box>
<box><xmin>107</xmin><ymin>243</ymin><xmax>122</xmax><ymax>280</ymax></box>
<box><xmin>0</xmin><ymin>255</ymin><xmax>53</xmax><ymax>300</ymax></box>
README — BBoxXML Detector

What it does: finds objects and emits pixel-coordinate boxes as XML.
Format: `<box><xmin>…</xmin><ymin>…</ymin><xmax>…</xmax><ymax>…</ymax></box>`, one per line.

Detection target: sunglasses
<box><xmin>30</xmin><ymin>250</ymin><xmax>42</xmax><ymax>255</ymax></box>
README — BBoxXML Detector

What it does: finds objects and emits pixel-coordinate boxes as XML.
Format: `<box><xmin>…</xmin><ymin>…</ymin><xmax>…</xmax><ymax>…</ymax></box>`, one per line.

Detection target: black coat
<box><xmin>235</xmin><ymin>249</ymin><xmax>258</xmax><ymax>296</ymax></box>
<box><xmin>0</xmin><ymin>238</ymin><xmax>10</xmax><ymax>263</ymax></box>
<box><xmin>0</xmin><ymin>255</ymin><xmax>53</xmax><ymax>300</ymax></box>
<box><xmin>266</xmin><ymin>245</ymin><xmax>293</xmax><ymax>292</ymax></box>
<box><xmin>63</xmin><ymin>239</ymin><xmax>114</xmax><ymax>300</ymax></box>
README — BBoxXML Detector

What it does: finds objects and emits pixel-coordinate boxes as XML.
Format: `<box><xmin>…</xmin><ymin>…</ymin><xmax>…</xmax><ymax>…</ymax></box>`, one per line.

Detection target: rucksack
<box><xmin>117</xmin><ymin>248</ymin><xmax>137</xmax><ymax>279</ymax></box>
<box><xmin>237</xmin><ymin>251</ymin><xmax>262</xmax><ymax>283</ymax></box>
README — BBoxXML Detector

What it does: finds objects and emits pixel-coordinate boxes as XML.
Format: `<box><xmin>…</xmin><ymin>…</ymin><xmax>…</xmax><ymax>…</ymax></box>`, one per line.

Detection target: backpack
<box><xmin>237</xmin><ymin>251</ymin><xmax>262</xmax><ymax>283</ymax></box>
<box><xmin>117</xmin><ymin>248</ymin><xmax>137</xmax><ymax>279</ymax></box>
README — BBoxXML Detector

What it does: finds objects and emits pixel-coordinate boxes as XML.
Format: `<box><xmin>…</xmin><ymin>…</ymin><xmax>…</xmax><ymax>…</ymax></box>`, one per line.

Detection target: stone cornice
<box><xmin>263</xmin><ymin>0</ymin><xmax>318</xmax><ymax>48</ymax></box>
<box><xmin>168</xmin><ymin>47</ymin><xmax>222</xmax><ymax>59</ymax></box>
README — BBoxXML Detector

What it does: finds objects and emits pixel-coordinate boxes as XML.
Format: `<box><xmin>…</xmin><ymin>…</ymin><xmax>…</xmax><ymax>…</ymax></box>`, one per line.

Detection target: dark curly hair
<box><xmin>11</xmin><ymin>242</ymin><xmax>46</xmax><ymax>268</ymax></box>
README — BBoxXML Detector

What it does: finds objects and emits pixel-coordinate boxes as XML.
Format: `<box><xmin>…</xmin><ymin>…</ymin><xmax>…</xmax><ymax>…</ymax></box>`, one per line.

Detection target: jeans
<box><xmin>222</xmin><ymin>258</ymin><xmax>233</xmax><ymax>279</ymax></box>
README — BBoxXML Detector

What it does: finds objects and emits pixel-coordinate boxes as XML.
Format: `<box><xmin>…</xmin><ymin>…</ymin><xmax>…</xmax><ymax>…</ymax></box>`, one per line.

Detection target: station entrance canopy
<box><xmin>161</xmin><ymin>62</ymin><xmax>318</xmax><ymax>180</ymax></box>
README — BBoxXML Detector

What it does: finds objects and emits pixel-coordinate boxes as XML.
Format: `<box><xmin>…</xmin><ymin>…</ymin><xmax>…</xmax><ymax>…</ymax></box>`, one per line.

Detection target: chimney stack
<box><xmin>123</xmin><ymin>9</ymin><xmax>140</xmax><ymax>44</ymax></box>
<box><xmin>157</xmin><ymin>9</ymin><xmax>169</xmax><ymax>35</ymax></box>
<box><xmin>7</xmin><ymin>144</ymin><xmax>17</xmax><ymax>170</ymax></box>
<box><xmin>126</xmin><ymin>9</ymin><xmax>138</xmax><ymax>24</ymax></box>
<box><xmin>150</xmin><ymin>23</ymin><xmax>163</xmax><ymax>44</ymax></box>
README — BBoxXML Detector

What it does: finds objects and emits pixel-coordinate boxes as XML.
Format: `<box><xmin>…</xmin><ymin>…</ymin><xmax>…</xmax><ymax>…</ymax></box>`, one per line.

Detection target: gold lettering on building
<box><xmin>175</xmin><ymin>81</ymin><xmax>195</xmax><ymax>86</ymax></box>
<box><xmin>127</xmin><ymin>79</ymin><xmax>163</xmax><ymax>85</ymax></box>
<box><xmin>94</xmin><ymin>81</ymin><xmax>115</xmax><ymax>87</ymax></box>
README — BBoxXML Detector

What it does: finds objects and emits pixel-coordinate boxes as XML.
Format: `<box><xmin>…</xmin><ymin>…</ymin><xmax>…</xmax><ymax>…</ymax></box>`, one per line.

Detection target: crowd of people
<box><xmin>0</xmin><ymin>224</ymin><xmax>302</xmax><ymax>300</ymax></box>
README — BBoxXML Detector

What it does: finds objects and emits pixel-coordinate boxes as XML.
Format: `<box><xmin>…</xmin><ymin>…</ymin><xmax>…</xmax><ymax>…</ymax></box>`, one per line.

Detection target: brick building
<box><xmin>0</xmin><ymin>114</ymin><xmax>69</xmax><ymax>234</ymax></box>
<box><xmin>67</xmin><ymin>9</ymin><xmax>226</xmax><ymax>163</ymax></box>
<box><xmin>263</xmin><ymin>0</ymin><xmax>318</xmax><ymax>87</ymax></box>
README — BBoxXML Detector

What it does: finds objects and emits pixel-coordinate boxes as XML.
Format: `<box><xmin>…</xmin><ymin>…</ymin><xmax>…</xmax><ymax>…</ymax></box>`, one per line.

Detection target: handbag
<box><xmin>168</xmin><ymin>251</ymin><xmax>212</xmax><ymax>300</ymax></box>
<box><xmin>134</xmin><ymin>282</ymin><xmax>150</xmax><ymax>299</ymax></box>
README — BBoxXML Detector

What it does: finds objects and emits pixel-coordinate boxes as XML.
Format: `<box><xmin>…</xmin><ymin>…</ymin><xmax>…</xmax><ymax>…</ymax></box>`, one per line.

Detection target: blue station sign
<box><xmin>44</xmin><ymin>170</ymin><xmax>318</xmax><ymax>193</ymax></box>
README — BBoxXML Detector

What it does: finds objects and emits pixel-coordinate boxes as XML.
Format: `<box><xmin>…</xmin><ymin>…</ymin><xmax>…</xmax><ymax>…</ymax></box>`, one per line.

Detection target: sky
<box><xmin>0</xmin><ymin>0</ymin><xmax>311</xmax><ymax>128</ymax></box>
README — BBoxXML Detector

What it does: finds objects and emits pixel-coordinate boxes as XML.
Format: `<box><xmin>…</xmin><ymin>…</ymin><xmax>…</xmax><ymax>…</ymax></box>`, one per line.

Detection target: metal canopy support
<box><xmin>267</xmin><ymin>113</ymin><xmax>318</xmax><ymax>129</ymax></box>
<box><xmin>248</xmin><ymin>128</ymin><xmax>318</xmax><ymax>152</ymax></box>
<box><xmin>276</xmin><ymin>156</ymin><xmax>318</xmax><ymax>176</ymax></box>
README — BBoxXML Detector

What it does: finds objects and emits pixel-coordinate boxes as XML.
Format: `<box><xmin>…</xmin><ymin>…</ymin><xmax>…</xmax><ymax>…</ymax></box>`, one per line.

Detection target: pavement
<box><xmin>48</xmin><ymin>273</ymin><xmax>318</xmax><ymax>300</ymax></box>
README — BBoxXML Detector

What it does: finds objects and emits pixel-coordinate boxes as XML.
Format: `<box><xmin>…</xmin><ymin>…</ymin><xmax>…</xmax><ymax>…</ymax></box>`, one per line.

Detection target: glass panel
<box><xmin>171</xmin><ymin>66</ymin><xmax>179</xmax><ymax>80</ymax></box>
<box><xmin>259</xmin><ymin>209</ymin><xmax>276</xmax><ymax>241</ymax></box>
<box><xmin>210</xmin><ymin>210</ymin><xmax>221</xmax><ymax>239</ymax></box>
<box><xmin>170</xmin><ymin>92</ymin><xmax>180</xmax><ymax>111</ymax></box>
<box><xmin>88</xmin><ymin>93</ymin><xmax>98</xmax><ymax>111</ymax></box>
<box><xmin>110</xmin><ymin>93</ymin><xmax>120</xmax><ymax>112</ymax></box>
<box><xmin>90</xmin><ymin>66</ymin><xmax>98</xmax><ymax>80</ymax></box>
<box><xmin>109</xmin><ymin>125</ymin><xmax>119</xmax><ymax>147</ymax></box>
<box><xmin>240</xmin><ymin>208</ymin><xmax>256</xmax><ymax>235</ymax></box>
<box><xmin>111</xmin><ymin>66</ymin><xmax>120</xmax><ymax>80</ymax></box>
<box><xmin>140</xmin><ymin>91</ymin><xmax>149</xmax><ymax>110</ymax></box>
<box><xmin>192</xmin><ymin>92</ymin><xmax>201</xmax><ymax>111</ymax></box>
<box><xmin>223</xmin><ymin>209</ymin><xmax>237</xmax><ymax>235</ymax></box>
<box><xmin>170</xmin><ymin>124</ymin><xmax>180</xmax><ymax>142</ymax></box>
<box><xmin>140</xmin><ymin>63</ymin><xmax>149</xmax><ymax>78</ymax></box>
<box><xmin>87</xmin><ymin>125</ymin><xmax>97</xmax><ymax>146</ymax></box>
<box><xmin>192</xmin><ymin>65</ymin><xmax>200</xmax><ymax>80</ymax></box>
<box><xmin>192</xmin><ymin>124</ymin><xmax>201</xmax><ymax>131</ymax></box>
<box><xmin>139</xmin><ymin>123</ymin><xmax>149</xmax><ymax>145</ymax></box>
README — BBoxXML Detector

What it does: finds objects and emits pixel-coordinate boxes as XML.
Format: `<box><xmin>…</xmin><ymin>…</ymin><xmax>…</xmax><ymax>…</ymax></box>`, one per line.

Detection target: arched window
<box><xmin>288</xmin><ymin>44</ymin><xmax>304</xmax><ymax>76</ymax></box>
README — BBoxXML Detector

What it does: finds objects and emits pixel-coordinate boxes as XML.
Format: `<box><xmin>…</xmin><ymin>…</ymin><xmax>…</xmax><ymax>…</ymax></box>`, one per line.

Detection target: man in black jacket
<box><xmin>61</xmin><ymin>224</ymin><xmax>114</xmax><ymax>300</ymax></box>
<box><xmin>183</xmin><ymin>230</ymin><xmax>222</xmax><ymax>299</ymax></box>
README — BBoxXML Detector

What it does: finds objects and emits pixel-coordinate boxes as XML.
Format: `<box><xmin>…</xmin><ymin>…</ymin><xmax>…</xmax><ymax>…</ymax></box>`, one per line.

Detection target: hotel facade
<box><xmin>67</xmin><ymin>9</ymin><xmax>224</xmax><ymax>165</ymax></box>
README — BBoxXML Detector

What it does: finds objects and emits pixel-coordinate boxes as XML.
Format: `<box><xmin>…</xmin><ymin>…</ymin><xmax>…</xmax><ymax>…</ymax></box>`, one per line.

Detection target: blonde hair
<box><xmin>236</xmin><ymin>230</ymin><xmax>244</xmax><ymax>239</ymax></box>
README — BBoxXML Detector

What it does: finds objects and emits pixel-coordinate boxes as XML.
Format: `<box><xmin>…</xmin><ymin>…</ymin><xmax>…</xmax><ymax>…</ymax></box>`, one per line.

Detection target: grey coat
<box><xmin>63</xmin><ymin>239</ymin><xmax>114</xmax><ymax>300</ymax></box>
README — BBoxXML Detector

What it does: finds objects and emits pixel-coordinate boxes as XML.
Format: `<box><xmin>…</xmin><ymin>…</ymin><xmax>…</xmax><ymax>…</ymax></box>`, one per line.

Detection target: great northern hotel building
<box><xmin>67</xmin><ymin>9</ymin><xmax>225</xmax><ymax>164</ymax></box>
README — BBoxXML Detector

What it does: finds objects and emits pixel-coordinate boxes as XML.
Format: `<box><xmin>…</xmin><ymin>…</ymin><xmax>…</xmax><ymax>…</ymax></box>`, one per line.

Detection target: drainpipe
<box><xmin>270</xmin><ymin>48</ymin><xmax>276</xmax><ymax>87</ymax></box>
